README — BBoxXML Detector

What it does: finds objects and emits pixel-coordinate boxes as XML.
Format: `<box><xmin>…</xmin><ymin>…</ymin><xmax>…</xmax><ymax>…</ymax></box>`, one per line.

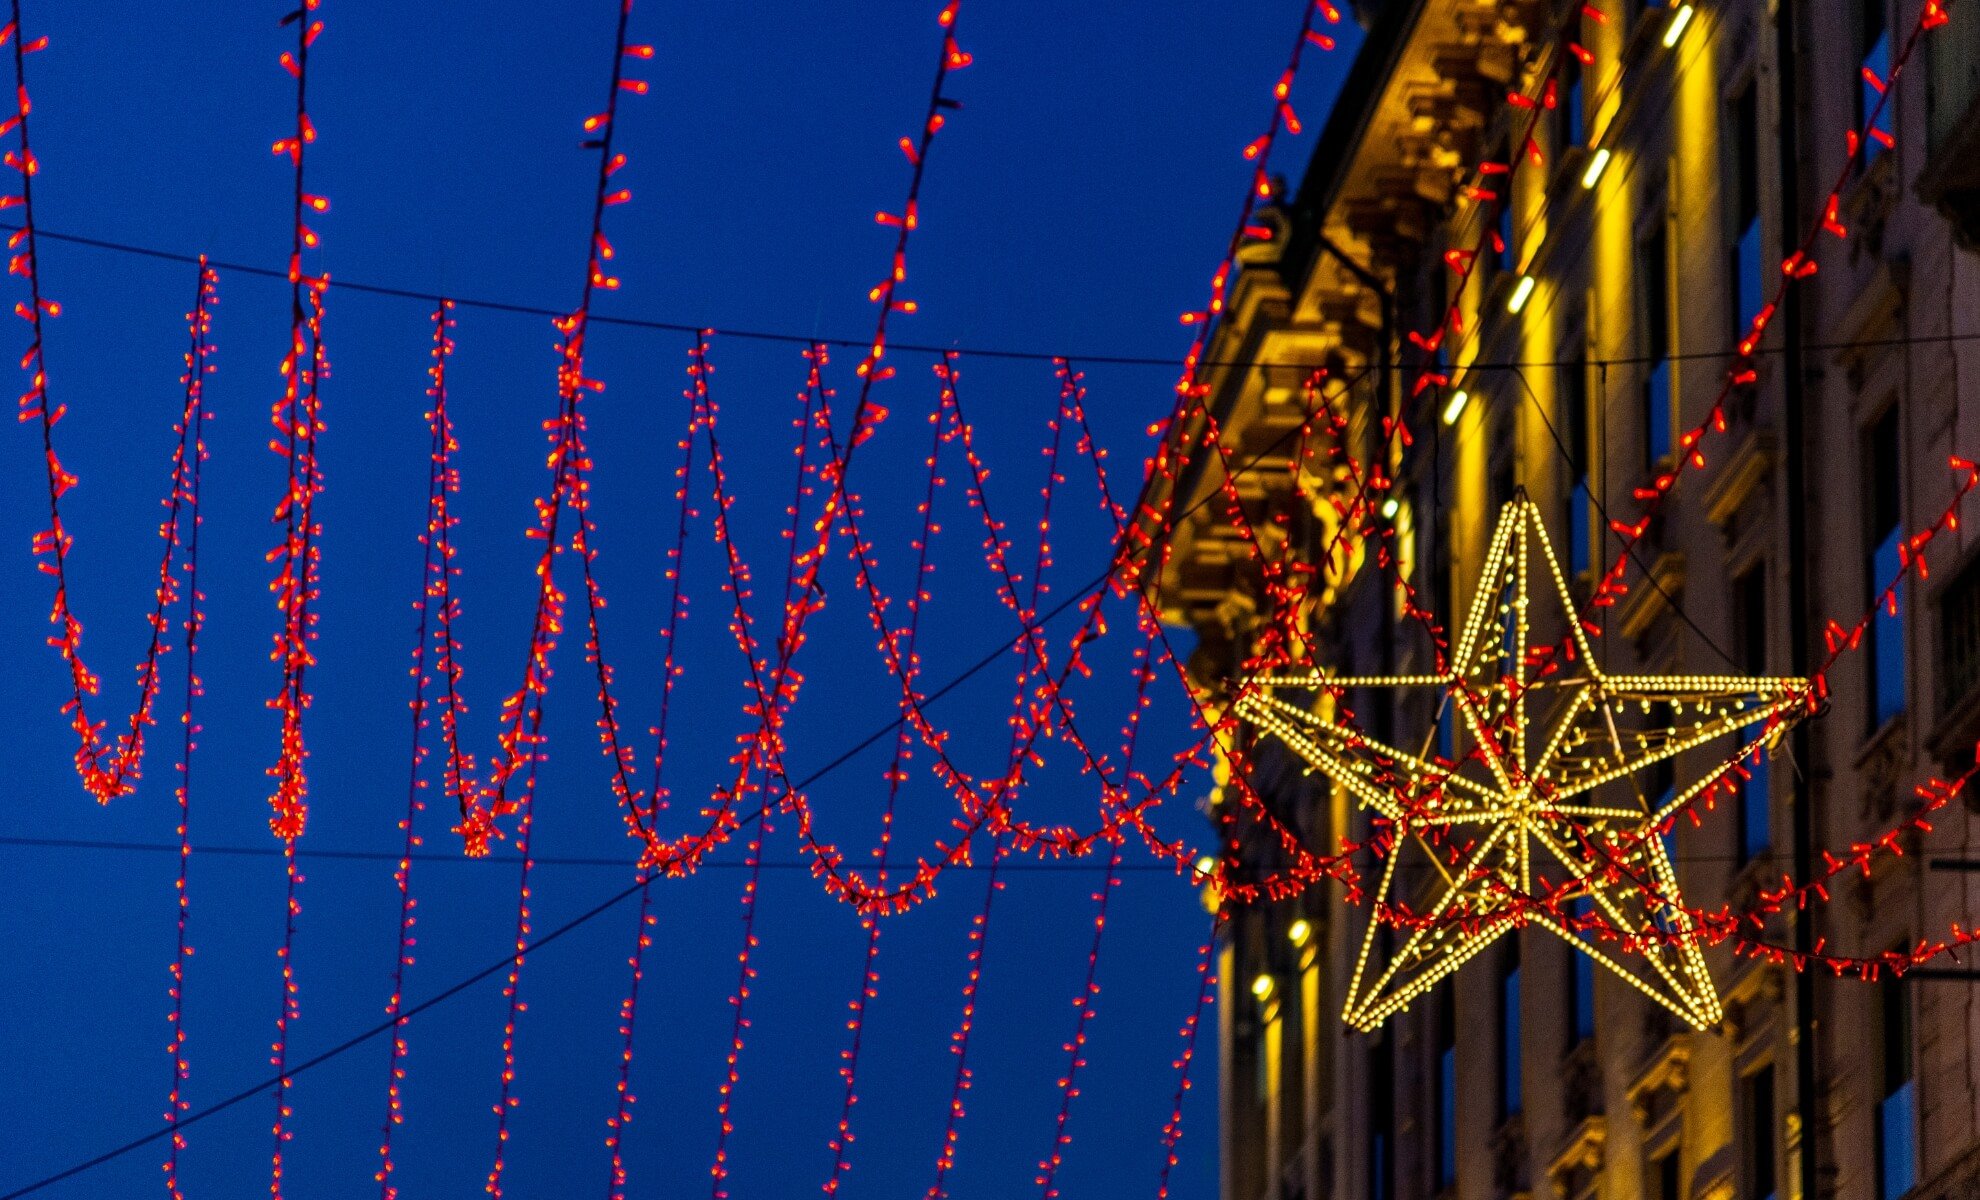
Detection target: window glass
<box><xmin>1746</xmin><ymin>1067</ymin><xmax>1778</xmax><ymax>1200</ymax></box>
<box><xmin>1569</xmin><ymin>896</ymin><xmax>1596</xmax><ymax>1041</ymax></box>
<box><xmin>1437</xmin><ymin>992</ymin><xmax>1457</xmax><ymax>1189</ymax></box>
<box><xmin>1867</xmin><ymin>411</ymin><xmax>1905</xmax><ymax>729</ymax></box>
<box><xmin>1878</xmin><ymin>977</ymin><xmax>1915</xmax><ymax>1200</ymax></box>
<box><xmin>1734</xmin><ymin>570</ymin><xmax>1771</xmax><ymax>861</ymax></box>
<box><xmin>1861</xmin><ymin>0</ymin><xmax>1893</xmax><ymax>166</ymax></box>
<box><xmin>1502</xmin><ymin>947</ymin><xmax>1523</xmax><ymax>1119</ymax></box>
<box><xmin>1640</xmin><ymin>222</ymin><xmax>1671</xmax><ymax>468</ymax></box>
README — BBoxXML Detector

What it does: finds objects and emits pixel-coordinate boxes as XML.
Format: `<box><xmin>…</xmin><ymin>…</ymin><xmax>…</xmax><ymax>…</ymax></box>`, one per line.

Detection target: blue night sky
<box><xmin>0</xmin><ymin>4</ymin><xmax>1357</xmax><ymax>1197</ymax></box>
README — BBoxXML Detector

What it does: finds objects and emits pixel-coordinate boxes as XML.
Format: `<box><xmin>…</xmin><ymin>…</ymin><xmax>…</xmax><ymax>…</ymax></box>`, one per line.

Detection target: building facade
<box><xmin>1154</xmin><ymin>0</ymin><xmax>1980</xmax><ymax>1198</ymax></box>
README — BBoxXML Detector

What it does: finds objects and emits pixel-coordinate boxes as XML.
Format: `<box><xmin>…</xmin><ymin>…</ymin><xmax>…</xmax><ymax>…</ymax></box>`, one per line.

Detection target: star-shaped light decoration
<box><xmin>1234</xmin><ymin>496</ymin><xmax>1810</xmax><ymax>1031</ymax></box>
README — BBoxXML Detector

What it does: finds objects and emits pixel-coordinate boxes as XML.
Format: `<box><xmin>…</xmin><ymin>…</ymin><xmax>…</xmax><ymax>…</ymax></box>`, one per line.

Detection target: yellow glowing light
<box><xmin>1440</xmin><ymin>388</ymin><xmax>1470</xmax><ymax>426</ymax></box>
<box><xmin>1288</xmin><ymin>918</ymin><xmax>1313</xmax><ymax>947</ymax></box>
<box><xmin>1381</xmin><ymin>496</ymin><xmax>1400</xmax><ymax>520</ymax></box>
<box><xmin>1193</xmin><ymin>855</ymin><xmax>1217</xmax><ymax>880</ymax></box>
<box><xmin>1507</xmin><ymin>274</ymin><xmax>1536</xmax><ymax>314</ymax></box>
<box><xmin>1251</xmin><ymin>973</ymin><xmax>1276</xmax><ymax>1000</ymax></box>
<box><xmin>1581</xmin><ymin>147</ymin><xmax>1612</xmax><ymax>189</ymax></box>
<box><xmin>1233</xmin><ymin>499</ymin><xmax>1812</xmax><ymax>1032</ymax></box>
<box><xmin>1663</xmin><ymin>3</ymin><xmax>1695</xmax><ymax>45</ymax></box>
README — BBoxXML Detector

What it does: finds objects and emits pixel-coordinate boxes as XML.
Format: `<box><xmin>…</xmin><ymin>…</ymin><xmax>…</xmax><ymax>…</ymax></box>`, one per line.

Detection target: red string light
<box><xmin>1154</xmin><ymin>917</ymin><xmax>1220</xmax><ymax>1200</ymax></box>
<box><xmin>7</xmin><ymin>5</ymin><xmax>200</xmax><ymax>808</ymax></box>
<box><xmin>374</xmin><ymin>300</ymin><xmax>455</xmax><ymax>1200</ymax></box>
<box><xmin>708</xmin><ymin>782</ymin><xmax>772</xmax><ymax>1200</ymax></box>
<box><xmin>162</xmin><ymin>259</ymin><xmax>218</xmax><ymax>1200</ymax></box>
<box><xmin>924</xmin><ymin>840</ymin><xmax>1007</xmax><ymax>1200</ymax></box>
<box><xmin>264</xmin><ymin>6</ymin><xmax>329</xmax><ymax>1189</ymax></box>
<box><xmin>820</xmin><ymin>376</ymin><xmax>949</xmax><ymax>1196</ymax></box>
<box><xmin>603</xmin><ymin>323</ymin><xmax>717</xmax><ymax>1199</ymax></box>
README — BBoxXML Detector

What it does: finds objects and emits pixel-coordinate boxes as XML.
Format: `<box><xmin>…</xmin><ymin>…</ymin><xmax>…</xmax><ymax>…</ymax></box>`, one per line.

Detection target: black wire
<box><xmin>1506</xmin><ymin>363</ymin><xmax>1740</xmax><ymax>668</ymax></box>
<box><xmin>11</xmin><ymin>217</ymin><xmax>1980</xmax><ymax>373</ymax></box>
<box><xmin>0</xmin><ymin>833</ymin><xmax>1191</xmax><ymax>873</ymax></box>
<box><xmin>0</xmin><ymin>357</ymin><xmax>1378</xmax><ymax>1200</ymax></box>
<box><xmin>0</xmin><ymin>876</ymin><xmax>648</xmax><ymax>1200</ymax></box>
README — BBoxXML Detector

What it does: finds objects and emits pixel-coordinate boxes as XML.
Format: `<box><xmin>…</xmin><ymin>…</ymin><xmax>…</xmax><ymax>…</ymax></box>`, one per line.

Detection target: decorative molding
<box><xmin>1545</xmin><ymin>1115</ymin><xmax>1608</xmax><ymax>1200</ymax></box>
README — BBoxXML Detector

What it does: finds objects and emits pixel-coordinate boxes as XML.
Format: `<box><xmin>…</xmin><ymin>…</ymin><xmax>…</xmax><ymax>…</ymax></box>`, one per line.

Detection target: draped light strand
<box><xmin>262</xmin><ymin>4</ymin><xmax>331</xmax><ymax>1189</ymax></box>
<box><xmin>373</xmin><ymin>300</ymin><xmax>456</xmax><ymax>1200</ymax></box>
<box><xmin>821</xmin><ymin>379</ymin><xmax>951</xmax><ymax>1195</ymax></box>
<box><xmin>162</xmin><ymin>259</ymin><xmax>219</xmax><ymax>1200</ymax></box>
<box><xmin>1154</xmin><ymin>917</ymin><xmax>1221</xmax><ymax>1200</ymax></box>
<box><xmin>7</xmin><ymin>4</ymin><xmax>198</xmax><ymax>807</ymax></box>
<box><xmin>923</xmin><ymin>840</ymin><xmax>1007</xmax><ymax>1199</ymax></box>
<box><xmin>639</xmin><ymin>2</ymin><xmax>970</xmax><ymax>883</ymax></box>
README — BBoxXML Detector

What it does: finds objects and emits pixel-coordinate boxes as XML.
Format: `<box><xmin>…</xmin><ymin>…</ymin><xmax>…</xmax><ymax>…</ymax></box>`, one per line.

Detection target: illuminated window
<box><xmin>1877</xmin><ymin>977</ymin><xmax>1916</xmax><ymax>1200</ymax></box>
<box><xmin>1639</xmin><ymin>221</ymin><xmax>1672</xmax><ymax>468</ymax></box>
<box><xmin>1867</xmin><ymin>410</ymin><xmax>1905</xmax><ymax>730</ymax></box>
<box><xmin>1728</xmin><ymin>84</ymin><xmax>1765</xmax><ymax>343</ymax></box>
<box><xmin>1743</xmin><ymin>1066</ymin><xmax>1778</xmax><ymax>1200</ymax></box>
<box><xmin>1501</xmin><ymin>943</ymin><xmax>1523</xmax><ymax>1120</ymax></box>
<box><xmin>1733</xmin><ymin>568</ymin><xmax>1771</xmax><ymax>862</ymax></box>
<box><xmin>1436</xmin><ymin>990</ymin><xmax>1458</xmax><ymax>1190</ymax></box>
<box><xmin>1860</xmin><ymin>0</ymin><xmax>1893</xmax><ymax>167</ymax></box>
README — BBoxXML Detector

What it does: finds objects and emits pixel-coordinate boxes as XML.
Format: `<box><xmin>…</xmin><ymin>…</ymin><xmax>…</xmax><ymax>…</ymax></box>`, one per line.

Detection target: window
<box><xmin>1648</xmin><ymin>699</ymin><xmax>1677</xmax><ymax>806</ymax></box>
<box><xmin>1733</xmin><ymin>568</ymin><xmax>1771</xmax><ymax>862</ymax></box>
<box><xmin>1655</xmin><ymin>1151</ymin><xmax>1683</xmax><ymax>1200</ymax></box>
<box><xmin>1728</xmin><ymin>83</ymin><xmax>1765</xmax><ymax>344</ymax></box>
<box><xmin>1498</xmin><ymin>197</ymin><xmax>1517</xmax><ymax>277</ymax></box>
<box><xmin>1927</xmin><ymin>0</ymin><xmax>1980</xmax><ymax>151</ymax></box>
<box><xmin>1867</xmin><ymin>410</ymin><xmax>1905</xmax><ymax>729</ymax></box>
<box><xmin>1491</xmin><ymin>409</ymin><xmax>1517</xmax><ymax>513</ymax></box>
<box><xmin>1371</xmin><ymin>1035</ymin><xmax>1396</xmax><ymax>1200</ymax></box>
<box><xmin>1860</xmin><ymin>0</ymin><xmax>1893</xmax><ymax>167</ymax></box>
<box><xmin>1564</xmin><ymin>354</ymin><xmax>1592</xmax><ymax>577</ymax></box>
<box><xmin>1558</xmin><ymin>47</ymin><xmax>1584</xmax><ymax>153</ymax></box>
<box><xmin>1501</xmin><ymin>942</ymin><xmax>1523</xmax><ymax>1120</ymax></box>
<box><xmin>1436</xmin><ymin>990</ymin><xmax>1458</xmax><ymax>1190</ymax></box>
<box><xmin>1567</xmin><ymin>895</ymin><xmax>1597</xmax><ymax>1043</ymax></box>
<box><xmin>1639</xmin><ymin>220</ymin><xmax>1672</xmax><ymax>469</ymax></box>
<box><xmin>1940</xmin><ymin>555</ymin><xmax>1980</xmax><ymax>714</ymax></box>
<box><xmin>1743</xmin><ymin>1066</ymin><xmax>1778</xmax><ymax>1200</ymax></box>
<box><xmin>1877</xmin><ymin>977</ymin><xmax>1916</xmax><ymax>1200</ymax></box>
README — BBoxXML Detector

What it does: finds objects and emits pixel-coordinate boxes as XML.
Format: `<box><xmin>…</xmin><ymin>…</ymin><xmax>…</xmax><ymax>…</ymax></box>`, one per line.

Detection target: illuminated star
<box><xmin>1234</xmin><ymin>497</ymin><xmax>1808</xmax><ymax>1031</ymax></box>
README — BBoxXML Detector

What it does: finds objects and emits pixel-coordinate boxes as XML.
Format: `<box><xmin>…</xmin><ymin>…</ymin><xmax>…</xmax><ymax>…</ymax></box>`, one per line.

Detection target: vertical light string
<box><xmin>694</xmin><ymin>331</ymin><xmax>826</xmax><ymax>1200</ymax></box>
<box><xmin>1035</xmin><ymin>617</ymin><xmax>1159</xmax><ymax>1197</ymax></box>
<box><xmin>462</xmin><ymin>7</ymin><xmax>649</xmax><ymax>1194</ymax></box>
<box><xmin>1153</xmin><ymin>916</ymin><xmax>1221</xmax><ymax>1200</ymax></box>
<box><xmin>374</xmin><ymin>300</ymin><xmax>456</xmax><ymax>1200</ymax></box>
<box><xmin>820</xmin><ymin>375</ymin><xmax>950</xmax><ymax>1196</ymax></box>
<box><xmin>162</xmin><ymin>259</ymin><xmax>220</xmax><ymax>1200</ymax></box>
<box><xmin>602</xmin><ymin>336</ymin><xmax>727</xmax><ymax>1199</ymax></box>
<box><xmin>263</xmin><ymin>5</ymin><xmax>330</xmax><ymax>1190</ymax></box>
<box><xmin>923</xmin><ymin>840</ymin><xmax>1007</xmax><ymax>1200</ymax></box>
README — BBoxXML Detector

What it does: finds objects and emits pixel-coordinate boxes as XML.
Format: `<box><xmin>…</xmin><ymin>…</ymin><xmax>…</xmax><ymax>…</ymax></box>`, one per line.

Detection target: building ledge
<box><xmin>1701</xmin><ymin>429</ymin><xmax>1776</xmax><ymax>529</ymax></box>
<box><xmin>1915</xmin><ymin>92</ymin><xmax>1980</xmax><ymax>253</ymax></box>
<box><xmin>1545</xmin><ymin>1115</ymin><xmax>1607</xmax><ymax>1200</ymax></box>
<box><xmin>1616</xmin><ymin>551</ymin><xmax>1687</xmax><ymax>642</ymax></box>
